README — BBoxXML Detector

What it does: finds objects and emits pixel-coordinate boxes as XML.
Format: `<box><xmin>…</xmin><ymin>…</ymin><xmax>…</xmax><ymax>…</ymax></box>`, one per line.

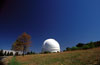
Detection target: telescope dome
<box><xmin>42</xmin><ymin>39</ymin><xmax>60</xmax><ymax>53</ymax></box>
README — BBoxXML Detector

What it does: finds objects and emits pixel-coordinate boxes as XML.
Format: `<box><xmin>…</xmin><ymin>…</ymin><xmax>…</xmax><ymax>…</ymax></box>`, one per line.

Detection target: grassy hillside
<box><xmin>4</xmin><ymin>47</ymin><xmax>100</xmax><ymax>65</ymax></box>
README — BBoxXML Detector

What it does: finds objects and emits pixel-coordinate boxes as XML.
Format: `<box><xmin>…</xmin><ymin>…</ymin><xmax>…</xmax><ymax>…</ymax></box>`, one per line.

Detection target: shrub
<box><xmin>82</xmin><ymin>45</ymin><xmax>90</xmax><ymax>49</ymax></box>
<box><xmin>66</xmin><ymin>47</ymin><xmax>72</xmax><ymax>51</ymax></box>
<box><xmin>63</xmin><ymin>50</ymin><xmax>66</xmax><ymax>52</ymax></box>
<box><xmin>65</xmin><ymin>40</ymin><xmax>100</xmax><ymax>51</ymax></box>
<box><xmin>76</xmin><ymin>43</ymin><xmax>85</xmax><ymax>47</ymax></box>
<box><xmin>27</xmin><ymin>52</ymin><xmax>30</xmax><ymax>55</ymax></box>
<box><xmin>87</xmin><ymin>42</ymin><xmax>95</xmax><ymax>48</ymax></box>
<box><xmin>43</xmin><ymin>51</ymin><xmax>51</xmax><ymax>54</ymax></box>
<box><xmin>30</xmin><ymin>51</ymin><xmax>35</xmax><ymax>54</ymax></box>
<box><xmin>71</xmin><ymin>47</ymin><xmax>79</xmax><ymax>50</ymax></box>
<box><xmin>94</xmin><ymin>41</ymin><xmax>100</xmax><ymax>47</ymax></box>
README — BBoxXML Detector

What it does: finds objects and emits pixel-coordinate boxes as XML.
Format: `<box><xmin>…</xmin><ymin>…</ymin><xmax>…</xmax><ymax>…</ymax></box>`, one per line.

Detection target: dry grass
<box><xmin>6</xmin><ymin>47</ymin><xmax>100</xmax><ymax>65</ymax></box>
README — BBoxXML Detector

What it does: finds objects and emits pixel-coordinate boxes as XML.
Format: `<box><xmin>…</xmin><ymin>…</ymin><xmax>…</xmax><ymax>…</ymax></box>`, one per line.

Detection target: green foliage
<box><xmin>82</xmin><ymin>45</ymin><xmax>90</xmax><ymax>49</ymax></box>
<box><xmin>65</xmin><ymin>40</ymin><xmax>100</xmax><ymax>51</ymax></box>
<box><xmin>87</xmin><ymin>42</ymin><xmax>95</xmax><ymax>48</ymax></box>
<box><xmin>71</xmin><ymin>47</ymin><xmax>79</xmax><ymax>50</ymax></box>
<box><xmin>66</xmin><ymin>47</ymin><xmax>72</xmax><ymax>51</ymax></box>
<box><xmin>8</xmin><ymin>56</ymin><xmax>21</xmax><ymax>65</ymax></box>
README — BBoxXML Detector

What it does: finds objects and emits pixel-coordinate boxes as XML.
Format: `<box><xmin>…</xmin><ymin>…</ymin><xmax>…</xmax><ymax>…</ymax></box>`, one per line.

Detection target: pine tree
<box><xmin>4</xmin><ymin>51</ymin><xmax>7</xmax><ymax>56</ymax></box>
<box><xmin>0</xmin><ymin>50</ymin><xmax>4</xmax><ymax>56</ymax></box>
<box><xmin>15</xmin><ymin>52</ymin><xmax>19</xmax><ymax>56</ymax></box>
<box><xmin>7</xmin><ymin>52</ymin><xmax>10</xmax><ymax>56</ymax></box>
<box><xmin>9</xmin><ymin>52</ymin><xmax>13</xmax><ymax>56</ymax></box>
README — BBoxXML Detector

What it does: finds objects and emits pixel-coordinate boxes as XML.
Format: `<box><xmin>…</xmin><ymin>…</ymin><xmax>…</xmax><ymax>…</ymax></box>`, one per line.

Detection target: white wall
<box><xmin>0</xmin><ymin>50</ymin><xmax>23</xmax><ymax>55</ymax></box>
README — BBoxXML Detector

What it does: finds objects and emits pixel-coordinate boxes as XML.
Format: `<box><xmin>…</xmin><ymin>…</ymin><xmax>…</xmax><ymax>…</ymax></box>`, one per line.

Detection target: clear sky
<box><xmin>0</xmin><ymin>0</ymin><xmax>100</xmax><ymax>52</ymax></box>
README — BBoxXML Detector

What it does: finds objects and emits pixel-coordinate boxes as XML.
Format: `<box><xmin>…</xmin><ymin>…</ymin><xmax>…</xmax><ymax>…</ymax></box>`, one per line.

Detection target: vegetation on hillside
<box><xmin>65</xmin><ymin>41</ymin><xmax>100</xmax><ymax>51</ymax></box>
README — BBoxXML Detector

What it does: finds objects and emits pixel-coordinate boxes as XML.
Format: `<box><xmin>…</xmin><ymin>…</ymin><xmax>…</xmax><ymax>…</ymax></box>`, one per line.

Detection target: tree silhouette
<box><xmin>7</xmin><ymin>52</ymin><xmax>10</xmax><ymax>56</ymax></box>
<box><xmin>4</xmin><ymin>51</ymin><xmax>7</xmax><ymax>56</ymax></box>
<box><xmin>15</xmin><ymin>52</ymin><xmax>19</xmax><ymax>56</ymax></box>
<box><xmin>66</xmin><ymin>47</ymin><xmax>71</xmax><ymax>51</ymax></box>
<box><xmin>0</xmin><ymin>50</ymin><xmax>4</xmax><ymax>56</ymax></box>
<box><xmin>9</xmin><ymin>52</ymin><xmax>13</xmax><ymax>56</ymax></box>
<box><xmin>76</xmin><ymin>43</ymin><xmax>84</xmax><ymax>47</ymax></box>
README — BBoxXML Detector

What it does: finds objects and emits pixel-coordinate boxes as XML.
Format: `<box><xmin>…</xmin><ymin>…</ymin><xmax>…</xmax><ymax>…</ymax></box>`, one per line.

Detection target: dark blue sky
<box><xmin>0</xmin><ymin>0</ymin><xmax>100</xmax><ymax>52</ymax></box>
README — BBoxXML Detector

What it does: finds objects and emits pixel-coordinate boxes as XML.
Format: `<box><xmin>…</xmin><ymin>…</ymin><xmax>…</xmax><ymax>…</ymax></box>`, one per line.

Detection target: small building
<box><xmin>0</xmin><ymin>49</ymin><xmax>23</xmax><ymax>55</ymax></box>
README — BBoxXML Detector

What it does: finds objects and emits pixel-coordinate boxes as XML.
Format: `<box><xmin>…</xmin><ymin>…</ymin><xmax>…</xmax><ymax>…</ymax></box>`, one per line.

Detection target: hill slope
<box><xmin>5</xmin><ymin>47</ymin><xmax>100</xmax><ymax>65</ymax></box>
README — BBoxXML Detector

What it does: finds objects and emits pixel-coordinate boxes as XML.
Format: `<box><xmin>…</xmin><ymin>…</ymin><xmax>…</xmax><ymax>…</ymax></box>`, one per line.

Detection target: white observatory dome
<box><xmin>42</xmin><ymin>39</ymin><xmax>60</xmax><ymax>53</ymax></box>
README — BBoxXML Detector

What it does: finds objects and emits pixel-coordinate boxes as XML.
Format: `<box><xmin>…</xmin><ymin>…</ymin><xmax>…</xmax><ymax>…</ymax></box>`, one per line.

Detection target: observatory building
<box><xmin>42</xmin><ymin>39</ymin><xmax>60</xmax><ymax>53</ymax></box>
